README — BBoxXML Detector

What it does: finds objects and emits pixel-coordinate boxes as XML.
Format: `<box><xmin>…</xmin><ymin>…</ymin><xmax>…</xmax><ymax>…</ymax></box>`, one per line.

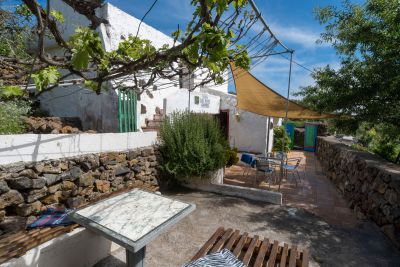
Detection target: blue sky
<box><xmin>1</xmin><ymin>0</ymin><xmax>362</xmax><ymax>96</ymax></box>
<box><xmin>107</xmin><ymin>0</ymin><xmax>351</xmax><ymax>96</ymax></box>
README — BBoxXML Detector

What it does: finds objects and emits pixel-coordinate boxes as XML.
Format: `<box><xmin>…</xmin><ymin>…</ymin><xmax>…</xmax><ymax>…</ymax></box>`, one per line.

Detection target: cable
<box><xmin>279</xmin><ymin>54</ymin><xmax>315</xmax><ymax>74</ymax></box>
<box><xmin>135</xmin><ymin>0</ymin><xmax>159</xmax><ymax>37</ymax></box>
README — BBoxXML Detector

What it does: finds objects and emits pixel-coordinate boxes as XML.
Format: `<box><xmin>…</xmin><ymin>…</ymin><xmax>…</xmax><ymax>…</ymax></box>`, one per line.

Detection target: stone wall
<box><xmin>316</xmin><ymin>136</ymin><xmax>400</xmax><ymax>247</ymax></box>
<box><xmin>0</xmin><ymin>146</ymin><xmax>160</xmax><ymax>235</ymax></box>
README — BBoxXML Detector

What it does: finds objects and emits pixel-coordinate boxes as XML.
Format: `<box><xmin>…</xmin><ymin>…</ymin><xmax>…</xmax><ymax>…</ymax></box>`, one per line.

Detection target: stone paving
<box><xmin>224</xmin><ymin>151</ymin><xmax>357</xmax><ymax>227</ymax></box>
<box><xmin>96</xmin><ymin>191</ymin><xmax>400</xmax><ymax>267</ymax></box>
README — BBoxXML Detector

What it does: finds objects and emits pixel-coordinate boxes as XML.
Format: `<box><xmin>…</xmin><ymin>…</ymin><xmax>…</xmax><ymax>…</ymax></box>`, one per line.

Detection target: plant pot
<box><xmin>180</xmin><ymin>168</ymin><xmax>224</xmax><ymax>185</ymax></box>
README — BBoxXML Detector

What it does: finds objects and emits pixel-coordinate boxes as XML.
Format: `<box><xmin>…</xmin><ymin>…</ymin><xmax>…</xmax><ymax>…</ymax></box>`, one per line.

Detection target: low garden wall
<box><xmin>0</xmin><ymin>146</ymin><xmax>160</xmax><ymax>235</ymax></box>
<box><xmin>316</xmin><ymin>136</ymin><xmax>400</xmax><ymax>247</ymax></box>
<box><xmin>0</xmin><ymin>132</ymin><xmax>157</xmax><ymax>165</ymax></box>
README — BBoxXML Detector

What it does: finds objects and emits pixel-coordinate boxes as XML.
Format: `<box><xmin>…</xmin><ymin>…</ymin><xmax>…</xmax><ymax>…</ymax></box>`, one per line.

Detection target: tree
<box><xmin>296</xmin><ymin>0</ymin><xmax>400</xmax><ymax>132</ymax></box>
<box><xmin>0</xmin><ymin>1</ymin><xmax>33</xmax><ymax>86</ymax></box>
<box><xmin>0</xmin><ymin>0</ymin><xmax>252</xmax><ymax>97</ymax></box>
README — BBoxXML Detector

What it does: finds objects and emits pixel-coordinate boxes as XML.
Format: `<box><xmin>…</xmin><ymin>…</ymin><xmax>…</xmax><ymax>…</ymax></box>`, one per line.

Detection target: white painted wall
<box><xmin>101</xmin><ymin>3</ymin><xmax>175</xmax><ymax>51</ymax></box>
<box><xmin>164</xmin><ymin>89</ymin><xmax>221</xmax><ymax>115</ymax></box>
<box><xmin>1</xmin><ymin>228</ymin><xmax>120</xmax><ymax>267</ymax></box>
<box><xmin>0</xmin><ymin>132</ymin><xmax>157</xmax><ymax>165</ymax></box>
<box><xmin>204</xmin><ymin>88</ymin><xmax>275</xmax><ymax>154</ymax></box>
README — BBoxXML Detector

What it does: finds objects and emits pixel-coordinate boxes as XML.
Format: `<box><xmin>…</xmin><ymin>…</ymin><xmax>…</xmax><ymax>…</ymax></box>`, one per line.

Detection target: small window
<box><xmin>194</xmin><ymin>96</ymin><xmax>200</xmax><ymax>104</ymax></box>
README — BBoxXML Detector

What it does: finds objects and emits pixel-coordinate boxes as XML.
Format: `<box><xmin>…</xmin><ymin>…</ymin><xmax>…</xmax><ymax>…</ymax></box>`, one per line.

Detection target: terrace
<box><xmin>224</xmin><ymin>151</ymin><xmax>356</xmax><ymax>227</ymax></box>
<box><xmin>92</xmin><ymin>144</ymin><xmax>400</xmax><ymax>266</ymax></box>
<box><xmin>97</xmin><ymin>190</ymin><xmax>400</xmax><ymax>266</ymax></box>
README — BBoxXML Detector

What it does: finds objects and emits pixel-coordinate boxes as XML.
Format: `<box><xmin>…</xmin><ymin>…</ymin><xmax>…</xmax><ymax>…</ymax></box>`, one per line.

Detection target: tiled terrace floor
<box><xmin>224</xmin><ymin>151</ymin><xmax>357</xmax><ymax>227</ymax></box>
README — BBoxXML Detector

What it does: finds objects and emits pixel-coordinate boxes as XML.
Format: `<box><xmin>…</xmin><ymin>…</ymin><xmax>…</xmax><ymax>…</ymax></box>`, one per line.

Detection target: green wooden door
<box><xmin>304</xmin><ymin>124</ymin><xmax>317</xmax><ymax>151</ymax></box>
<box><xmin>117</xmin><ymin>90</ymin><xmax>137</xmax><ymax>132</ymax></box>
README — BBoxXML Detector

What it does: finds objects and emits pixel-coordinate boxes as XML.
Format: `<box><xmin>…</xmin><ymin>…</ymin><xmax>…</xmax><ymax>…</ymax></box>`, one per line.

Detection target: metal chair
<box><xmin>274</xmin><ymin>151</ymin><xmax>288</xmax><ymax>161</ymax></box>
<box><xmin>254</xmin><ymin>158</ymin><xmax>280</xmax><ymax>188</ymax></box>
<box><xmin>282</xmin><ymin>157</ymin><xmax>304</xmax><ymax>186</ymax></box>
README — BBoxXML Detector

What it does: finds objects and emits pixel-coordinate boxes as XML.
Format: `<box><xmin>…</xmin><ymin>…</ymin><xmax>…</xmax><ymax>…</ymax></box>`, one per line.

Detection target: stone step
<box><xmin>147</xmin><ymin>120</ymin><xmax>162</xmax><ymax>127</ymax></box>
<box><xmin>142</xmin><ymin>126</ymin><xmax>160</xmax><ymax>132</ymax></box>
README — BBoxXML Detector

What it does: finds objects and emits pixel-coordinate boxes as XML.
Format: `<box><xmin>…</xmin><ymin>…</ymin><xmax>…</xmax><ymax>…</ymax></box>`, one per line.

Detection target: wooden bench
<box><xmin>0</xmin><ymin>224</ymin><xmax>80</xmax><ymax>264</ymax></box>
<box><xmin>192</xmin><ymin>227</ymin><xmax>309</xmax><ymax>267</ymax></box>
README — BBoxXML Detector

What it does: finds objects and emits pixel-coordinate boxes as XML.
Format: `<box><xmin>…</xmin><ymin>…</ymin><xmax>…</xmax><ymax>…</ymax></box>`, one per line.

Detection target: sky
<box><xmin>1</xmin><ymin>0</ymin><xmax>362</xmax><ymax>97</ymax></box>
<box><xmin>107</xmin><ymin>0</ymin><xmax>349</xmax><ymax>97</ymax></box>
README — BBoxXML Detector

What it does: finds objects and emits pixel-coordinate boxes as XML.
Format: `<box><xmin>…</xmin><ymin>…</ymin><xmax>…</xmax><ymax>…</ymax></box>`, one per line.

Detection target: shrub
<box><xmin>225</xmin><ymin>147</ymin><xmax>238</xmax><ymax>167</ymax></box>
<box><xmin>159</xmin><ymin>111</ymin><xmax>228</xmax><ymax>179</ymax></box>
<box><xmin>355</xmin><ymin>122</ymin><xmax>400</xmax><ymax>163</ymax></box>
<box><xmin>0</xmin><ymin>100</ymin><xmax>31</xmax><ymax>134</ymax></box>
<box><xmin>272</xmin><ymin>126</ymin><xmax>291</xmax><ymax>152</ymax></box>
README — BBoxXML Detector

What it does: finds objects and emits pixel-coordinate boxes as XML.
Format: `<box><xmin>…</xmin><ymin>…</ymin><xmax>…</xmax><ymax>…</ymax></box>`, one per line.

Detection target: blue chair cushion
<box><xmin>240</xmin><ymin>154</ymin><xmax>253</xmax><ymax>165</ymax></box>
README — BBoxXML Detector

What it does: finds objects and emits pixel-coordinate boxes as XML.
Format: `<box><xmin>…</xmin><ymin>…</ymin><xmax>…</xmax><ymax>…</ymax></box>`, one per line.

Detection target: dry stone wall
<box><xmin>316</xmin><ymin>136</ymin><xmax>400</xmax><ymax>247</ymax></box>
<box><xmin>0</xmin><ymin>146</ymin><xmax>160</xmax><ymax>235</ymax></box>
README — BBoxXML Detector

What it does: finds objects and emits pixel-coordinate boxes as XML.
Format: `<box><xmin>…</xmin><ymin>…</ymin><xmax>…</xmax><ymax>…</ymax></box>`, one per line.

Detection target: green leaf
<box><xmin>50</xmin><ymin>10</ymin><xmax>65</xmax><ymax>24</ymax></box>
<box><xmin>71</xmin><ymin>48</ymin><xmax>90</xmax><ymax>70</ymax></box>
<box><xmin>84</xmin><ymin>80</ymin><xmax>98</xmax><ymax>91</ymax></box>
<box><xmin>68</xmin><ymin>27</ymin><xmax>105</xmax><ymax>70</ymax></box>
<box><xmin>0</xmin><ymin>86</ymin><xmax>24</xmax><ymax>99</ymax></box>
<box><xmin>31</xmin><ymin>66</ymin><xmax>61</xmax><ymax>91</ymax></box>
<box><xmin>15</xmin><ymin>4</ymin><xmax>32</xmax><ymax>20</ymax></box>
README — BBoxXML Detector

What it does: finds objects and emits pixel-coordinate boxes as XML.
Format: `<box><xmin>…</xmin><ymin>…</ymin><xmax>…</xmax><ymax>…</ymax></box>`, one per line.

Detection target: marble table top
<box><xmin>69</xmin><ymin>189</ymin><xmax>195</xmax><ymax>252</ymax></box>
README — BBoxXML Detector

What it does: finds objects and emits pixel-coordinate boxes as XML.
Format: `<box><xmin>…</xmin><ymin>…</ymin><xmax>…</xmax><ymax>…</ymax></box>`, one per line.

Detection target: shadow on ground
<box><xmin>95</xmin><ymin>190</ymin><xmax>400</xmax><ymax>267</ymax></box>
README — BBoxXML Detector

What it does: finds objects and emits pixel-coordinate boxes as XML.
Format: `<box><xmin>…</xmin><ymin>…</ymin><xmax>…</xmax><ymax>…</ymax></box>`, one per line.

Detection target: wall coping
<box><xmin>318</xmin><ymin>136</ymin><xmax>400</xmax><ymax>177</ymax></box>
<box><xmin>0</xmin><ymin>132</ymin><xmax>158</xmax><ymax>165</ymax></box>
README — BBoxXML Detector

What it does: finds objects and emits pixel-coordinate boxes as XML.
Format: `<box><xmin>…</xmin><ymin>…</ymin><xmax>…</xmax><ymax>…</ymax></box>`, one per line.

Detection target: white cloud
<box><xmin>267</xmin><ymin>23</ymin><xmax>328</xmax><ymax>49</ymax></box>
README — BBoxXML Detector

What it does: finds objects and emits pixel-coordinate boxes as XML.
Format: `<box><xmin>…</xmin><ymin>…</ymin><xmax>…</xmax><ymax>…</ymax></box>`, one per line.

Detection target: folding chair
<box><xmin>282</xmin><ymin>157</ymin><xmax>305</xmax><ymax>186</ymax></box>
<box><xmin>254</xmin><ymin>157</ymin><xmax>280</xmax><ymax>188</ymax></box>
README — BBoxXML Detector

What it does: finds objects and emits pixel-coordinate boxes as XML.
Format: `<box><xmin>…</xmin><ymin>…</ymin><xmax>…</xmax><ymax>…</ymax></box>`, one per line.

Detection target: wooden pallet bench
<box><xmin>0</xmin><ymin>224</ymin><xmax>80</xmax><ymax>264</ymax></box>
<box><xmin>192</xmin><ymin>227</ymin><xmax>309</xmax><ymax>267</ymax></box>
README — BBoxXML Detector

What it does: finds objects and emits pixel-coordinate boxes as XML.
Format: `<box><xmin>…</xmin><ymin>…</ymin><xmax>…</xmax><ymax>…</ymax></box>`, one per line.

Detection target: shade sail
<box><xmin>231</xmin><ymin>64</ymin><xmax>337</xmax><ymax>119</ymax></box>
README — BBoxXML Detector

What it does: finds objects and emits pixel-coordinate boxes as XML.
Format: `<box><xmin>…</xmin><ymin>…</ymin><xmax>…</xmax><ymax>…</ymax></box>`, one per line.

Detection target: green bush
<box><xmin>159</xmin><ymin>111</ymin><xmax>228</xmax><ymax>179</ymax></box>
<box><xmin>0</xmin><ymin>100</ymin><xmax>31</xmax><ymax>134</ymax></box>
<box><xmin>355</xmin><ymin>122</ymin><xmax>400</xmax><ymax>163</ymax></box>
<box><xmin>225</xmin><ymin>147</ymin><xmax>238</xmax><ymax>167</ymax></box>
<box><xmin>272</xmin><ymin>126</ymin><xmax>291</xmax><ymax>152</ymax></box>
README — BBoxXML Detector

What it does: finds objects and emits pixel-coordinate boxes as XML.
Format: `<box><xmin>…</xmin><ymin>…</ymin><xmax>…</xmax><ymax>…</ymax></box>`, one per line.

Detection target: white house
<box><xmin>38</xmin><ymin>0</ymin><xmax>276</xmax><ymax>154</ymax></box>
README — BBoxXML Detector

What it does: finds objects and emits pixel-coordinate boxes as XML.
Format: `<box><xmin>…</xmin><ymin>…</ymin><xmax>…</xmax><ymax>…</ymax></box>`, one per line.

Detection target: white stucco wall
<box><xmin>164</xmin><ymin>89</ymin><xmax>221</xmax><ymax>115</ymax></box>
<box><xmin>204</xmin><ymin>88</ymin><xmax>274</xmax><ymax>154</ymax></box>
<box><xmin>0</xmin><ymin>132</ymin><xmax>157</xmax><ymax>165</ymax></box>
<box><xmin>1</xmin><ymin>228</ymin><xmax>120</xmax><ymax>267</ymax></box>
<box><xmin>101</xmin><ymin>3</ymin><xmax>175</xmax><ymax>51</ymax></box>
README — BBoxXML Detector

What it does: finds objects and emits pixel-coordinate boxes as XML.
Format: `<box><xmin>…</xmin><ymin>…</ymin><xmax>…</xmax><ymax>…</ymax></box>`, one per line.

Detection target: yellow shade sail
<box><xmin>231</xmin><ymin>64</ymin><xmax>337</xmax><ymax>119</ymax></box>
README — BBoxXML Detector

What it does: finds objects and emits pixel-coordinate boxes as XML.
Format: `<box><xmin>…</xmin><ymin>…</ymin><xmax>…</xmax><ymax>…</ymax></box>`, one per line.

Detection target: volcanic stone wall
<box><xmin>316</xmin><ymin>136</ymin><xmax>400</xmax><ymax>247</ymax></box>
<box><xmin>0</xmin><ymin>146</ymin><xmax>160</xmax><ymax>235</ymax></box>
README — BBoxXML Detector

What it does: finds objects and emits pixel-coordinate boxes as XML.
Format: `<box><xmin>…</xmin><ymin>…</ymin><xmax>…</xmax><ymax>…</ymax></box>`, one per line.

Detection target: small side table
<box><xmin>69</xmin><ymin>189</ymin><xmax>195</xmax><ymax>267</ymax></box>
